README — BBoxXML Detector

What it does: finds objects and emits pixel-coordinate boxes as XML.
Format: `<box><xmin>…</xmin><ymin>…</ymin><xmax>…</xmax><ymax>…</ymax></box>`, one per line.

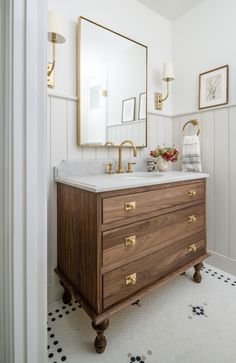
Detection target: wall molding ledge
<box><xmin>207</xmin><ymin>251</ymin><xmax>236</xmax><ymax>276</ymax></box>
<box><xmin>171</xmin><ymin>103</ymin><xmax>236</xmax><ymax>118</ymax></box>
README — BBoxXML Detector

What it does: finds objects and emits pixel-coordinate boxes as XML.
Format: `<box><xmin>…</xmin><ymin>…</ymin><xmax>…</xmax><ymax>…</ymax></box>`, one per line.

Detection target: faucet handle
<box><xmin>126</xmin><ymin>162</ymin><xmax>136</xmax><ymax>173</ymax></box>
<box><xmin>103</xmin><ymin>162</ymin><xmax>114</xmax><ymax>175</ymax></box>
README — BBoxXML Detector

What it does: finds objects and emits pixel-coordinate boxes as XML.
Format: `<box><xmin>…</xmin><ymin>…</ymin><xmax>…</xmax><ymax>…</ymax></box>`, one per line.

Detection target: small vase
<box><xmin>157</xmin><ymin>157</ymin><xmax>168</xmax><ymax>172</ymax></box>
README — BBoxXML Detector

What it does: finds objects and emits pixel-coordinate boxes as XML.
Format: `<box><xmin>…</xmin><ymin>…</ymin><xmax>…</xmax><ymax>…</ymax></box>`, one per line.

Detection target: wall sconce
<box><xmin>48</xmin><ymin>11</ymin><xmax>66</xmax><ymax>88</ymax></box>
<box><xmin>154</xmin><ymin>62</ymin><xmax>174</xmax><ymax>110</ymax></box>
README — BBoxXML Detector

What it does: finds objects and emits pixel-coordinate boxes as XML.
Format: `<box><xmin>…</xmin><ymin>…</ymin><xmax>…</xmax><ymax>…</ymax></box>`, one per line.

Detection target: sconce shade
<box><xmin>48</xmin><ymin>11</ymin><xmax>65</xmax><ymax>43</ymax></box>
<box><xmin>162</xmin><ymin>62</ymin><xmax>174</xmax><ymax>81</ymax></box>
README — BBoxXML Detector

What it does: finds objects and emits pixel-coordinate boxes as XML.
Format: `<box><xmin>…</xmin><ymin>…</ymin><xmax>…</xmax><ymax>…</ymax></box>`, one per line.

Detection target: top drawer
<box><xmin>102</xmin><ymin>181</ymin><xmax>205</xmax><ymax>224</ymax></box>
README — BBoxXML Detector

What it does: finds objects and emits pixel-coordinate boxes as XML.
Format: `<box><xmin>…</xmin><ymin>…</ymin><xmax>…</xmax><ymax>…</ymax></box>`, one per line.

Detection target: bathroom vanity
<box><xmin>55</xmin><ymin>163</ymin><xmax>209</xmax><ymax>353</ymax></box>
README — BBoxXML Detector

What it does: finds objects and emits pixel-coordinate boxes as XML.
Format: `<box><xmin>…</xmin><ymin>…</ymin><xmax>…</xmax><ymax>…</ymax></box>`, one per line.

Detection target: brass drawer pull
<box><xmin>188</xmin><ymin>215</ymin><xmax>196</xmax><ymax>223</ymax></box>
<box><xmin>188</xmin><ymin>190</ymin><xmax>197</xmax><ymax>197</ymax></box>
<box><xmin>125</xmin><ymin>235</ymin><xmax>136</xmax><ymax>246</ymax></box>
<box><xmin>125</xmin><ymin>201</ymin><xmax>136</xmax><ymax>211</ymax></box>
<box><xmin>188</xmin><ymin>243</ymin><xmax>197</xmax><ymax>253</ymax></box>
<box><xmin>125</xmin><ymin>273</ymin><xmax>137</xmax><ymax>285</ymax></box>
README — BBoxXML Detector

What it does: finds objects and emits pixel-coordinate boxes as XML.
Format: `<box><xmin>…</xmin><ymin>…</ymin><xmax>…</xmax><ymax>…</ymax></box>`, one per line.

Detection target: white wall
<box><xmin>48</xmin><ymin>0</ymin><xmax>172</xmax><ymax>113</ymax></box>
<box><xmin>172</xmin><ymin>0</ymin><xmax>236</xmax><ymax>114</ymax></box>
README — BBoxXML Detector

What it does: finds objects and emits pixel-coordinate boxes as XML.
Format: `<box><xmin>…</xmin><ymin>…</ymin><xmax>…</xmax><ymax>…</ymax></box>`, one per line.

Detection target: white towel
<box><xmin>182</xmin><ymin>135</ymin><xmax>202</xmax><ymax>172</ymax></box>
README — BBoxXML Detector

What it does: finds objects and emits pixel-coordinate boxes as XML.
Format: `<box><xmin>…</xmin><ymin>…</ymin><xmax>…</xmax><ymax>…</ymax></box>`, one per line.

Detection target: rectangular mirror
<box><xmin>77</xmin><ymin>17</ymin><xmax>147</xmax><ymax>147</ymax></box>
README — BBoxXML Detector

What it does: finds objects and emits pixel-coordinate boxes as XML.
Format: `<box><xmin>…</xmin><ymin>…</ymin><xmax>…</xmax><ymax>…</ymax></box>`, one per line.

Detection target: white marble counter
<box><xmin>55</xmin><ymin>161</ymin><xmax>209</xmax><ymax>193</ymax></box>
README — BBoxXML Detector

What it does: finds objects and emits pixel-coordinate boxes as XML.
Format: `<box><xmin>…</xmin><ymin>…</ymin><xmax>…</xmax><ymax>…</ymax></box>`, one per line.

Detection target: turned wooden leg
<box><xmin>60</xmin><ymin>282</ymin><xmax>72</xmax><ymax>304</ymax></box>
<box><xmin>193</xmin><ymin>262</ymin><xmax>203</xmax><ymax>283</ymax></box>
<box><xmin>92</xmin><ymin>318</ymin><xmax>109</xmax><ymax>354</ymax></box>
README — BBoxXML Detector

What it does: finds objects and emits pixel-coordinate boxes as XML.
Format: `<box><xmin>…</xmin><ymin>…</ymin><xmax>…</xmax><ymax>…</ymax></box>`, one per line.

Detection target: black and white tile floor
<box><xmin>48</xmin><ymin>264</ymin><xmax>236</xmax><ymax>363</ymax></box>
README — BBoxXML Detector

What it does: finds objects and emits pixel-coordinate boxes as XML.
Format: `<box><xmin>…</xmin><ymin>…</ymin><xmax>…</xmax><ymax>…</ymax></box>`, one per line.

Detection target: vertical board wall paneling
<box><xmin>68</xmin><ymin>99</ymin><xmax>82</xmax><ymax>160</ymax></box>
<box><xmin>214</xmin><ymin>108</ymin><xmax>229</xmax><ymax>257</ymax></box>
<box><xmin>172</xmin><ymin>117</ymin><xmax>180</xmax><ymax>170</ymax></box>
<box><xmin>201</xmin><ymin>110</ymin><xmax>215</xmax><ymax>252</ymax></box>
<box><xmin>229</xmin><ymin>107</ymin><xmax>236</xmax><ymax>259</ymax></box>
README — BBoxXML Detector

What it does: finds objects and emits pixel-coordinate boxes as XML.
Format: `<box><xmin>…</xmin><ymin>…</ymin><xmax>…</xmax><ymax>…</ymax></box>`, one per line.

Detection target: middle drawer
<box><xmin>102</xmin><ymin>204</ymin><xmax>205</xmax><ymax>272</ymax></box>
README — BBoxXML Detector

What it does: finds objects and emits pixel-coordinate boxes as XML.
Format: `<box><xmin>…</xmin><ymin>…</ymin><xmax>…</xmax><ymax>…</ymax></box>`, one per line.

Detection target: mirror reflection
<box><xmin>78</xmin><ymin>17</ymin><xmax>147</xmax><ymax>147</ymax></box>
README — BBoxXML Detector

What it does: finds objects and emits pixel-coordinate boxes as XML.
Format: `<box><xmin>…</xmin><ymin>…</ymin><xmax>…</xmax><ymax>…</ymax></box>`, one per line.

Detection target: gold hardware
<box><xmin>47</xmin><ymin>62</ymin><xmax>55</xmax><ymax>88</ymax></box>
<box><xmin>103</xmin><ymin>162</ymin><xmax>114</xmax><ymax>175</ymax></box>
<box><xmin>104</xmin><ymin>141</ymin><xmax>114</xmax><ymax>146</ymax></box>
<box><xmin>47</xmin><ymin>19</ymin><xmax>66</xmax><ymax>88</ymax></box>
<box><xmin>125</xmin><ymin>202</ymin><xmax>136</xmax><ymax>211</ymax></box>
<box><xmin>125</xmin><ymin>273</ymin><xmax>137</xmax><ymax>285</ymax></box>
<box><xmin>101</xmin><ymin>89</ymin><xmax>108</xmax><ymax>97</ymax></box>
<box><xmin>125</xmin><ymin>235</ymin><xmax>136</xmax><ymax>246</ymax></box>
<box><xmin>117</xmin><ymin>140</ymin><xmax>137</xmax><ymax>173</ymax></box>
<box><xmin>126</xmin><ymin>162</ymin><xmax>136</xmax><ymax>173</ymax></box>
<box><xmin>188</xmin><ymin>243</ymin><xmax>197</xmax><ymax>253</ymax></box>
<box><xmin>182</xmin><ymin>119</ymin><xmax>200</xmax><ymax>136</ymax></box>
<box><xmin>154</xmin><ymin>80</ymin><xmax>171</xmax><ymax>111</ymax></box>
<box><xmin>188</xmin><ymin>215</ymin><xmax>196</xmax><ymax>223</ymax></box>
<box><xmin>188</xmin><ymin>190</ymin><xmax>197</xmax><ymax>197</ymax></box>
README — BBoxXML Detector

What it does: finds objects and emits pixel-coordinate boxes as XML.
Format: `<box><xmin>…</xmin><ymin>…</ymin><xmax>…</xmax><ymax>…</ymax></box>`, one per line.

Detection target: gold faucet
<box><xmin>117</xmin><ymin>140</ymin><xmax>137</xmax><ymax>173</ymax></box>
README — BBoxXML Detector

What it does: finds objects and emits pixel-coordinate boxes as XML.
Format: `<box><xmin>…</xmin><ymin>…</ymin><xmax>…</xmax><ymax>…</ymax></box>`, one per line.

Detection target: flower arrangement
<box><xmin>150</xmin><ymin>145</ymin><xmax>179</xmax><ymax>163</ymax></box>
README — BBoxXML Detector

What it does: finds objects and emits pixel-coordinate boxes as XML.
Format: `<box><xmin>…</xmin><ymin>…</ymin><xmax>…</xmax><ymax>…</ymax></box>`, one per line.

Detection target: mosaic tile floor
<box><xmin>47</xmin><ymin>264</ymin><xmax>236</xmax><ymax>363</ymax></box>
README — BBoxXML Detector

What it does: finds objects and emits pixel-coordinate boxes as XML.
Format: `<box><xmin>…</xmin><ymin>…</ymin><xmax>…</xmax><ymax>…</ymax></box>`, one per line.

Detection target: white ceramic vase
<box><xmin>157</xmin><ymin>157</ymin><xmax>169</xmax><ymax>172</ymax></box>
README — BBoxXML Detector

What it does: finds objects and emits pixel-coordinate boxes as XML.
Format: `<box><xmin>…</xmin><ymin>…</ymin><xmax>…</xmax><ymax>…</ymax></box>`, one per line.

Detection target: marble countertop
<box><xmin>55</xmin><ymin>168</ymin><xmax>209</xmax><ymax>193</ymax></box>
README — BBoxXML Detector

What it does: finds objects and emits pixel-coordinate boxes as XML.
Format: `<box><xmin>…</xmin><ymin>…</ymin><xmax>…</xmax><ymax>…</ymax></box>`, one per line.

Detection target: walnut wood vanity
<box><xmin>55</xmin><ymin>175</ymin><xmax>209</xmax><ymax>353</ymax></box>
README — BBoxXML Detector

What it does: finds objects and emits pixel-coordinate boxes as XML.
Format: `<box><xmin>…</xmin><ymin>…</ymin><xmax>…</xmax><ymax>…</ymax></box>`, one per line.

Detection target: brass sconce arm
<box><xmin>155</xmin><ymin>79</ymin><xmax>171</xmax><ymax>111</ymax></box>
<box><xmin>160</xmin><ymin>79</ymin><xmax>170</xmax><ymax>102</ymax></box>
<box><xmin>155</xmin><ymin>62</ymin><xmax>174</xmax><ymax>111</ymax></box>
<box><xmin>48</xmin><ymin>40</ymin><xmax>56</xmax><ymax>77</ymax></box>
<box><xmin>47</xmin><ymin>12</ymin><xmax>66</xmax><ymax>88</ymax></box>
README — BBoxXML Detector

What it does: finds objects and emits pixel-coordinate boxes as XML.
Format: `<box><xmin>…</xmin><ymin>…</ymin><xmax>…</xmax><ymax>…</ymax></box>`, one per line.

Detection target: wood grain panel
<box><xmin>102</xmin><ymin>181</ymin><xmax>205</xmax><ymax>224</ymax></box>
<box><xmin>103</xmin><ymin>231</ymin><xmax>206</xmax><ymax>308</ymax></box>
<box><xmin>214</xmin><ymin>108</ymin><xmax>229</xmax><ymax>256</ymax></box>
<box><xmin>103</xmin><ymin>204</ymin><xmax>205</xmax><ymax>272</ymax></box>
<box><xmin>57</xmin><ymin>183</ymin><xmax>102</xmax><ymax>313</ymax></box>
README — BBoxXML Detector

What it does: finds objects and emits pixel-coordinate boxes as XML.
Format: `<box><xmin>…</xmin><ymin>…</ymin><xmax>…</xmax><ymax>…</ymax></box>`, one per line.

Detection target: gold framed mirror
<box><xmin>77</xmin><ymin>17</ymin><xmax>148</xmax><ymax>147</ymax></box>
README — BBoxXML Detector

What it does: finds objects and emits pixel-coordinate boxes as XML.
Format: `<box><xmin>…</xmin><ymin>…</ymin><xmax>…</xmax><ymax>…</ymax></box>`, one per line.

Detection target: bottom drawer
<box><xmin>103</xmin><ymin>231</ymin><xmax>205</xmax><ymax>309</ymax></box>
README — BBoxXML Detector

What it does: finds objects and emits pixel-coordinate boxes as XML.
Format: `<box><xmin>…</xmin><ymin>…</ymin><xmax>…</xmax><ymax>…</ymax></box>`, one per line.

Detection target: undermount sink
<box><xmin>114</xmin><ymin>172</ymin><xmax>163</xmax><ymax>178</ymax></box>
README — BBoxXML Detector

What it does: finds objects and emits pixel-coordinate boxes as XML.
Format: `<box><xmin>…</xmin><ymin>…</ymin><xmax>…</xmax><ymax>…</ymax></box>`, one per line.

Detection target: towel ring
<box><xmin>182</xmin><ymin>119</ymin><xmax>200</xmax><ymax>136</ymax></box>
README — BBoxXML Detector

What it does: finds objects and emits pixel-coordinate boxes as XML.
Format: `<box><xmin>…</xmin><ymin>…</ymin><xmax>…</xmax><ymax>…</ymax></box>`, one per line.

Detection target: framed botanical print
<box><xmin>199</xmin><ymin>65</ymin><xmax>228</xmax><ymax>109</ymax></box>
<box><xmin>138</xmin><ymin>92</ymin><xmax>146</xmax><ymax>120</ymax></box>
<box><xmin>121</xmin><ymin>97</ymin><xmax>136</xmax><ymax>122</ymax></box>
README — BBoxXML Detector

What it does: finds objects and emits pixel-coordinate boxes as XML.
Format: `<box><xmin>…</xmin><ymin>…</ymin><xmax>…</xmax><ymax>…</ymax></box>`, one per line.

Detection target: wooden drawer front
<box><xmin>103</xmin><ymin>231</ymin><xmax>205</xmax><ymax>308</ymax></box>
<box><xmin>103</xmin><ymin>204</ymin><xmax>205</xmax><ymax>272</ymax></box>
<box><xmin>102</xmin><ymin>181</ymin><xmax>204</xmax><ymax>224</ymax></box>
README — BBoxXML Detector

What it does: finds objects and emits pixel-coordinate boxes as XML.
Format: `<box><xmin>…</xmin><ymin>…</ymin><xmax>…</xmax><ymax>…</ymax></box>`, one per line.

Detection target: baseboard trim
<box><xmin>207</xmin><ymin>251</ymin><xmax>236</xmax><ymax>276</ymax></box>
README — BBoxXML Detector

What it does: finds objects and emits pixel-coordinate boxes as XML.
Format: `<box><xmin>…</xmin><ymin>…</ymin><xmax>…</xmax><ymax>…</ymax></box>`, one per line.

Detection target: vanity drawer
<box><xmin>103</xmin><ymin>231</ymin><xmax>206</xmax><ymax>308</ymax></box>
<box><xmin>102</xmin><ymin>181</ymin><xmax>205</xmax><ymax>224</ymax></box>
<box><xmin>102</xmin><ymin>204</ymin><xmax>205</xmax><ymax>272</ymax></box>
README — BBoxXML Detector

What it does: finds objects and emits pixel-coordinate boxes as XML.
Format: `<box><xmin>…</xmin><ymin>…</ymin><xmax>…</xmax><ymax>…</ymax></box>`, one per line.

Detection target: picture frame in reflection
<box><xmin>121</xmin><ymin>97</ymin><xmax>136</xmax><ymax>123</ymax></box>
<box><xmin>138</xmin><ymin>92</ymin><xmax>146</xmax><ymax>120</ymax></box>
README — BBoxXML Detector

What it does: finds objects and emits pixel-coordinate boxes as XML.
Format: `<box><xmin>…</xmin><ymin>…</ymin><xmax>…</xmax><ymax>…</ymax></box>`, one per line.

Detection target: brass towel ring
<box><xmin>182</xmin><ymin>119</ymin><xmax>200</xmax><ymax>136</ymax></box>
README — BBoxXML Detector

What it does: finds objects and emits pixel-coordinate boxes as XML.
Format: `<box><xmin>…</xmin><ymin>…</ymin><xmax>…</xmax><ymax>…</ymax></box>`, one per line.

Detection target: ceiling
<box><xmin>137</xmin><ymin>0</ymin><xmax>205</xmax><ymax>20</ymax></box>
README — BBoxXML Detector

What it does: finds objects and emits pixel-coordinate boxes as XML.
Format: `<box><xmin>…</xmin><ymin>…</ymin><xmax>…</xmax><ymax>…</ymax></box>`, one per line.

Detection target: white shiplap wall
<box><xmin>47</xmin><ymin>94</ymin><xmax>172</xmax><ymax>300</ymax></box>
<box><xmin>172</xmin><ymin>106</ymin><xmax>236</xmax><ymax>274</ymax></box>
